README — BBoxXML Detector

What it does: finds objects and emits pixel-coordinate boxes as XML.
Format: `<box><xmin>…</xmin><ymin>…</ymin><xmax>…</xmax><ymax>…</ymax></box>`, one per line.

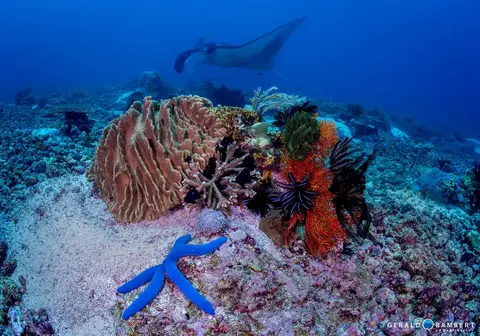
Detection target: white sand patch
<box><xmin>6</xmin><ymin>175</ymin><xmax>199</xmax><ymax>335</ymax></box>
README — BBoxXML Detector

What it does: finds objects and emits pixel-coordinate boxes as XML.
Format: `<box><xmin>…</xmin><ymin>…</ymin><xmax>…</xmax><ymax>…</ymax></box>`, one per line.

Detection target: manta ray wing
<box><xmin>174</xmin><ymin>16</ymin><xmax>306</xmax><ymax>73</ymax></box>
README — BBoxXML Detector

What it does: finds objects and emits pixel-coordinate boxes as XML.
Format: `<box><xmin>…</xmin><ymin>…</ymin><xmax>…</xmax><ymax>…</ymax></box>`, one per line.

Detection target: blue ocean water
<box><xmin>1</xmin><ymin>1</ymin><xmax>480</xmax><ymax>334</ymax></box>
<box><xmin>1</xmin><ymin>0</ymin><xmax>479</xmax><ymax>136</ymax></box>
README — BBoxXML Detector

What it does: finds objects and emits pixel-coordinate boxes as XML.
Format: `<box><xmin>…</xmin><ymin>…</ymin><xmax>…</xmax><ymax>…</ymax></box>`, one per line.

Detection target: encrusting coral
<box><xmin>209</xmin><ymin>106</ymin><xmax>258</xmax><ymax>141</ymax></box>
<box><xmin>87</xmin><ymin>96</ymin><xmax>226</xmax><ymax>222</ymax></box>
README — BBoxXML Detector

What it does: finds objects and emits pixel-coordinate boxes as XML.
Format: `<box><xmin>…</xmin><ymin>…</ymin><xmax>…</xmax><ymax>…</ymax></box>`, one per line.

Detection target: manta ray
<box><xmin>174</xmin><ymin>16</ymin><xmax>307</xmax><ymax>73</ymax></box>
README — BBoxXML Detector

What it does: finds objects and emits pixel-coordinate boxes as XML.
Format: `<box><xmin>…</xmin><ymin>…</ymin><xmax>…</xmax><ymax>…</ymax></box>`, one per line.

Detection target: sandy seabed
<box><xmin>3</xmin><ymin>174</ymin><xmax>478</xmax><ymax>336</ymax></box>
<box><xmin>5</xmin><ymin>175</ymin><xmax>202</xmax><ymax>335</ymax></box>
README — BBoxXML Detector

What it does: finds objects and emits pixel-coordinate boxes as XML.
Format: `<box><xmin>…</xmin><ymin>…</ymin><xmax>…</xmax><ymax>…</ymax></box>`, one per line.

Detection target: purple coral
<box><xmin>196</xmin><ymin>209</ymin><xmax>229</xmax><ymax>234</ymax></box>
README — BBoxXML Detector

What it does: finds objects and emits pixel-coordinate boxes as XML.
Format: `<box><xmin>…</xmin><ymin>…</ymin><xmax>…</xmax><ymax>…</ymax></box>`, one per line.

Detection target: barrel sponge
<box><xmin>87</xmin><ymin>95</ymin><xmax>226</xmax><ymax>223</ymax></box>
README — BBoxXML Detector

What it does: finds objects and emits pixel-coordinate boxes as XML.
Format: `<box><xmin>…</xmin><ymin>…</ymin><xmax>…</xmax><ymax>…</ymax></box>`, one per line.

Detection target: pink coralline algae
<box><xmin>116</xmin><ymin>187</ymin><xmax>479</xmax><ymax>336</ymax></box>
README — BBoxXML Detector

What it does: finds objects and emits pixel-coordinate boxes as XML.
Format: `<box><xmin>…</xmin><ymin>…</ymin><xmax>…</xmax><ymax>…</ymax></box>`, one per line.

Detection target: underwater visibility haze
<box><xmin>0</xmin><ymin>0</ymin><xmax>479</xmax><ymax>335</ymax></box>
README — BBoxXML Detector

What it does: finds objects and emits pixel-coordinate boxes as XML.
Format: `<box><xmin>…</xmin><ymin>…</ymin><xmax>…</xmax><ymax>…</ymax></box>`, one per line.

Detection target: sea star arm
<box><xmin>173</xmin><ymin>234</ymin><xmax>193</xmax><ymax>248</ymax></box>
<box><xmin>164</xmin><ymin>260</ymin><xmax>215</xmax><ymax>315</ymax></box>
<box><xmin>167</xmin><ymin>236</ymin><xmax>227</xmax><ymax>260</ymax></box>
<box><xmin>121</xmin><ymin>264</ymin><xmax>166</xmax><ymax>320</ymax></box>
<box><xmin>117</xmin><ymin>265</ymin><xmax>159</xmax><ymax>294</ymax></box>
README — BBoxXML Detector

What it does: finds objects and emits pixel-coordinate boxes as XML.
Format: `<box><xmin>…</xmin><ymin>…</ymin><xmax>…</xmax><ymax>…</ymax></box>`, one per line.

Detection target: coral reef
<box><xmin>210</xmin><ymin>106</ymin><xmax>258</xmax><ymax>141</ymax></box>
<box><xmin>134</xmin><ymin>71</ymin><xmax>177</xmax><ymax>99</ymax></box>
<box><xmin>4</xmin><ymin>174</ymin><xmax>479</xmax><ymax>335</ymax></box>
<box><xmin>47</xmin><ymin>104</ymin><xmax>95</xmax><ymax>136</ymax></box>
<box><xmin>14</xmin><ymin>88</ymin><xmax>36</xmax><ymax>106</ymax></box>
<box><xmin>88</xmin><ymin>95</ymin><xmax>226</xmax><ymax>222</ymax></box>
<box><xmin>208</xmin><ymin>84</ymin><xmax>246</xmax><ymax>107</ymax></box>
<box><xmin>0</xmin><ymin>241</ymin><xmax>54</xmax><ymax>335</ymax></box>
<box><xmin>464</xmin><ymin>162</ymin><xmax>480</xmax><ymax>211</ymax></box>
<box><xmin>347</xmin><ymin>103</ymin><xmax>364</xmax><ymax>116</ymax></box>
<box><xmin>181</xmin><ymin>138</ymin><xmax>258</xmax><ymax>215</ymax></box>
<box><xmin>2</xmin><ymin>73</ymin><xmax>480</xmax><ymax>335</ymax></box>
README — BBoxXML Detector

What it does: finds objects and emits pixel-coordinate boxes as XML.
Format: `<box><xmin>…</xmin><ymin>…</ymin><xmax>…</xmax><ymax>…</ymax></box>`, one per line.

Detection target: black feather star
<box><xmin>273</xmin><ymin>101</ymin><xmax>318</xmax><ymax>129</ymax></box>
<box><xmin>243</xmin><ymin>181</ymin><xmax>276</xmax><ymax>217</ymax></box>
<box><xmin>329</xmin><ymin>138</ymin><xmax>376</xmax><ymax>242</ymax></box>
<box><xmin>274</xmin><ymin>173</ymin><xmax>317</xmax><ymax>217</ymax></box>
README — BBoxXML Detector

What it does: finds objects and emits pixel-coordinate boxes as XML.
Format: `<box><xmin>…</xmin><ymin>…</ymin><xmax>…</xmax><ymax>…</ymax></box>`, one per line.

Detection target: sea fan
<box><xmin>273</xmin><ymin>101</ymin><xmax>318</xmax><ymax>129</ymax></box>
<box><xmin>329</xmin><ymin>138</ymin><xmax>376</xmax><ymax>241</ymax></box>
<box><xmin>274</xmin><ymin>173</ymin><xmax>317</xmax><ymax>217</ymax></box>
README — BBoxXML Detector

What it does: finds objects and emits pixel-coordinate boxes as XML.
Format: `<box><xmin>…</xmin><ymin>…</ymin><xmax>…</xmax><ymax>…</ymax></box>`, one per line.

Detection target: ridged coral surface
<box><xmin>87</xmin><ymin>96</ymin><xmax>226</xmax><ymax>222</ymax></box>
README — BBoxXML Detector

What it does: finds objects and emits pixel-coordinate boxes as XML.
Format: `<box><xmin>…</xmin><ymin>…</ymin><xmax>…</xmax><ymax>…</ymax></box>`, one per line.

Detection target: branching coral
<box><xmin>284</xmin><ymin>111</ymin><xmax>320</xmax><ymax>161</ymax></box>
<box><xmin>329</xmin><ymin>138</ymin><xmax>376</xmax><ymax>241</ymax></box>
<box><xmin>87</xmin><ymin>95</ymin><xmax>226</xmax><ymax>222</ymax></box>
<box><xmin>181</xmin><ymin>138</ymin><xmax>258</xmax><ymax>215</ymax></box>
<box><xmin>249</xmin><ymin>86</ymin><xmax>306</xmax><ymax>117</ymax></box>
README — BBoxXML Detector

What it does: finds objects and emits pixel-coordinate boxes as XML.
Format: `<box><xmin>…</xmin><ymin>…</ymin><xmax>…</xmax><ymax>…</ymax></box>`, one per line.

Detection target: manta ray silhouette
<box><xmin>174</xmin><ymin>16</ymin><xmax>307</xmax><ymax>73</ymax></box>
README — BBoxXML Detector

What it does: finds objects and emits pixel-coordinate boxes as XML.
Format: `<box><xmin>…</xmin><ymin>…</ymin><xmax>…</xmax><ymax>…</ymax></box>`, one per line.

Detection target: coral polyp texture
<box><xmin>87</xmin><ymin>95</ymin><xmax>226</xmax><ymax>222</ymax></box>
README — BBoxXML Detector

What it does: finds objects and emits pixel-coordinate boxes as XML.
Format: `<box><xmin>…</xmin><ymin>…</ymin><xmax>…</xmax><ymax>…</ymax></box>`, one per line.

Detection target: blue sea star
<box><xmin>117</xmin><ymin>234</ymin><xmax>227</xmax><ymax>320</ymax></box>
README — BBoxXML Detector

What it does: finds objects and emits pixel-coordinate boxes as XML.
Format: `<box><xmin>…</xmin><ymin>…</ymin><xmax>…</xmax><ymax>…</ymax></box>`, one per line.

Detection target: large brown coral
<box><xmin>87</xmin><ymin>95</ymin><xmax>226</xmax><ymax>222</ymax></box>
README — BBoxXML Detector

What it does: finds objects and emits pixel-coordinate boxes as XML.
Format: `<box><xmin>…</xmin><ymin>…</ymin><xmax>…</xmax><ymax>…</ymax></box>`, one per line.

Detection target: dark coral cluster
<box><xmin>465</xmin><ymin>162</ymin><xmax>480</xmax><ymax>211</ymax></box>
<box><xmin>182</xmin><ymin>137</ymin><xmax>259</xmax><ymax>215</ymax></box>
<box><xmin>0</xmin><ymin>241</ymin><xmax>54</xmax><ymax>335</ymax></box>
<box><xmin>329</xmin><ymin>138</ymin><xmax>376</xmax><ymax>241</ymax></box>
